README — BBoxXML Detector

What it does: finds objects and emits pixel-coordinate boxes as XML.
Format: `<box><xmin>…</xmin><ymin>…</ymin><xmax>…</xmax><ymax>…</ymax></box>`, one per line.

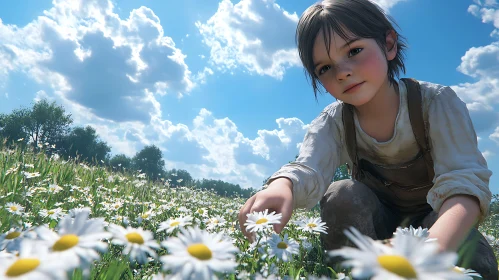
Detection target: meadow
<box><xmin>0</xmin><ymin>142</ymin><xmax>498</xmax><ymax>279</ymax></box>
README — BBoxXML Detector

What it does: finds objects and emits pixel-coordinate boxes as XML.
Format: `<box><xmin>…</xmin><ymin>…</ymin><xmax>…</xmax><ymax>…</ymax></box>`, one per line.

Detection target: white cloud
<box><xmin>196</xmin><ymin>0</ymin><xmax>300</xmax><ymax>79</ymax></box>
<box><xmin>85</xmin><ymin>107</ymin><xmax>307</xmax><ymax>189</ymax></box>
<box><xmin>490</xmin><ymin>126</ymin><xmax>499</xmax><ymax>144</ymax></box>
<box><xmin>0</xmin><ymin>0</ymin><xmax>196</xmax><ymax>123</ymax></box>
<box><xmin>458</xmin><ymin>0</ymin><xmax>499</xmax><ymax>139</ymax></box>
<box><xmin>371</xmin><ymin>0</ymin><xmax>407</xmax><ymax>11</ymax></box>
<box><xmin>34</xmin><ymin>90</ymin><xmax>51</xmax><ymax>102</ymax></box>
<box><xmin>456</xmin><ymin>1</ymin><xmax>499</xmax><ymax>137</ymax></box>
<box><xmin>482</xmin><ymin>150</ymin><xmax>494</xmax><ymax>160</ymax></box>
<box><xmin>468</xmin><ymin>1</ymin><xmax>499</xmax><ymax>37</ymax></box>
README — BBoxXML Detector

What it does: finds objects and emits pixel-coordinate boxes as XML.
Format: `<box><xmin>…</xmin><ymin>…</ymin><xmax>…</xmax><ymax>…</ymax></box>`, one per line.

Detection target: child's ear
<box><xmin>385</xmin><ymin>30</ymin><xmax>398</xmax><ymax>61</ymax></box>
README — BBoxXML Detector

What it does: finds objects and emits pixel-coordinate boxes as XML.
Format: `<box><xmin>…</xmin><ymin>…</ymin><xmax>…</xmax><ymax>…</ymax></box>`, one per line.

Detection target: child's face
<box><xmin>312</xmin><ymin>29</ymin><xmax>397</xmax><ymax>106</ymax></box>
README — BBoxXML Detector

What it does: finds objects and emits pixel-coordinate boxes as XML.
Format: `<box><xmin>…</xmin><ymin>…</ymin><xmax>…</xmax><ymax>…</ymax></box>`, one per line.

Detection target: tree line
<box><xmin>0</xmin><ymin>99</ymin><xmax>255</xmax><ymax>198</ymax></box>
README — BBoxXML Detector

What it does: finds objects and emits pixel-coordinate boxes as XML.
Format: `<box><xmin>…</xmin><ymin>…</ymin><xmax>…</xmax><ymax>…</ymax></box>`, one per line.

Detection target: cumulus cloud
<box><xmin>452</xmin><ymin>1</ymin><xmax>499</xmax><ymax>138</ymax></box>
<box><xmin>491</xmin><ymin>126</ymin><xmax>499</xmax><ymax>144</ymax></box>
<box><xmin>371</xmin><ymin>0</ymin><xmax>408</xmax><ymax>11</ymax></box>
<box><xmin>0</xmin><ymin>0</ymin><xmax>196</xmax><ymax>123</ymax></box>
<box><xmin>482</xmin><ymin>149</ymin><xmax>495</xmax><ymax>160</ymax></box>
<box><xmin>196</xmin><ymin>0</ymin><xmax>301</xmax><ymax>79</ymax></box>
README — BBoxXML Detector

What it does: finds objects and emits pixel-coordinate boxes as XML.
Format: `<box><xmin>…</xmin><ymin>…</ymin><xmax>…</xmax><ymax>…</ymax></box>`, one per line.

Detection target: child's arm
<box><xmin>424</xmin><ymin>85</ymin><xmax>492</xmax><ymax>251</ymax></box>
<box><xmin>427</xmin><ymin>194</ymin><xmax>480</xmax><ymax>252</ymax></box>
<box><xmin>426</xmin><ymin>86</ymin><xmax>492</xmax><ymax>221</ymax></box>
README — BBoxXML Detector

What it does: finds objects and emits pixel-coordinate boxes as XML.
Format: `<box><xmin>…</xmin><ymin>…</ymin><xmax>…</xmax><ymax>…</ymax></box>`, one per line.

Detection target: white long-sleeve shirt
<box><xmin>267</xmin><ymin>79</ymin><xmax>492</xmax><ymax>221</ymax></box>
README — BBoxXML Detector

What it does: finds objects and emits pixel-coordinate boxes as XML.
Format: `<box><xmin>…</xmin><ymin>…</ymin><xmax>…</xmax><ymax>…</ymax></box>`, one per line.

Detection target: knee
<box><xmin>320</xmin><ymin>179</ymin><xmax>377</xmax><ymax>212</ymax></box>
<box><xmin>460</xmin><ymin>229</ymin><xmax>499</xmax><ymax>280</ymax></box>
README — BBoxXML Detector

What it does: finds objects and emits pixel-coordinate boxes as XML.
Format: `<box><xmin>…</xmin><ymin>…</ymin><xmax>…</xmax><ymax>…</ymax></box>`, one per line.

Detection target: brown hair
<box><xmin>296</xmin><ymin>0</ymin><xmax>407</xmax><ymax>99</ymax></box>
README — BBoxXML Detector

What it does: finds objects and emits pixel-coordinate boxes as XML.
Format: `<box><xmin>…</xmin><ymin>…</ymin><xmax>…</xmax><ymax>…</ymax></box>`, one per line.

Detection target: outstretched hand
<box><xmin>237</xmin><ymin>177</ymin><xmax>294</xmax><ymax>242</ymax></box>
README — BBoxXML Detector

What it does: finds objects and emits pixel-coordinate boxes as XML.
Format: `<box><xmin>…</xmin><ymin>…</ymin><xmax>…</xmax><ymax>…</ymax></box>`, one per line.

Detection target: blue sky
<box><xmin>0</xmin><ymin>0</ymin><xmax>498</xmax><ymax>195</ymax></box>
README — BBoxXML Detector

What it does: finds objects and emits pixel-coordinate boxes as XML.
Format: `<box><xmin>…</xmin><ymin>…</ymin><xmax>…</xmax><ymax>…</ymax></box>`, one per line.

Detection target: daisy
<box><xmin>329</xmin><ymin>227</ymin><xmax>469</xmax><ymax>280</ymax></box>
<box><xmin>5</xmin><ymin>202</ymin><xmax>24</xmax><ymax>215</ymax></box>
<box><xmin>48</xmin><ymin>184</ymin><xmax>63</xmax><ymax>193</ymax></box>
<box><xmin>39</xmin><ymin>208</ymin><xmax>65</xmax><ymax>220</ymax></box>
<box><xmin>296</xmin><ymin>217</ymin><xmax>328</xmax><ymax>234</ymax></box>
<box><xmin>453</xmin><ymin>266</ymin><xmax>482</xmax><ymax>279</ymax></box>
<box><xmin>335</xmin><ymin>272</ymin><xmax>350</xmax><ymax>280</ymax></box>
<box><xmin>244</xmin><ymin>209</ymin><xmax>282</xmax><ymax>234</ymax></box>
<box><xmin>205</xmin><ymin>216</ymin><xmax>227</xmax><ymax>231</ymax></box>
<box><xmin>195</xmin><ymin>208</ymin><xmax>209</xmax><ymax>217</ymax></box>
<box><xmin>157</xmin><ymin>216</ymin><xmax>193</xmax><ymax>234</ymax></box>
<box><xmin>22</xmin><ymin>171</ymin><xmax>41</xmax><ymax>179</ymax></box>
<box><xmin>226</xmin><ymin>209</ymin><xmax>237</xmax><ymax>216</ymax></box>
<box><xmin>111</xmin><ymin>215</ymin><xmax>130</xmax><ymax>226</ymax></box>
<box><xmin>0</xmin><ymin>239</ymin><xmax>68</xmax><ymax>279</ymax></box>
<box><xmin>394</xmin><ymin>225</ymin><xmax>430</xmax><ymax>238</ymax></box>
<box><xmin>481</xmin><ymin>232</ymin><xmax>496</xmax><ymax>247</ymax></box>
<box><xmin>267</xmin><ymin>233</ymin><xmax>299</xmax><ymax>262</ymax></box>
<box><xmin>0</xmin><ymin>227</ymin><xmax>36</xmax><ymax>252</ymax></box>
<box><xmin>108</xmin><ymin>224</ymin><xmax>160</xmax><ymax>264</ymax></box>
<box><xmin>69</xmin><ymin>207</ymin><xmax>92</xmax><ymax>218</ymax></box>
<box><xmin>137</xmin><ymin>210</ymin><xmax>156</xmax><ymax>224</ymax></box>
<box><xmin>35</xmin><ymin>208</ymin><xmax>111</xmax><ymax>269</ymax></box>
<box><xmin>160</xmin><ymin>227</ymin><xmax>239</xmax><ymax>279</ymax></box>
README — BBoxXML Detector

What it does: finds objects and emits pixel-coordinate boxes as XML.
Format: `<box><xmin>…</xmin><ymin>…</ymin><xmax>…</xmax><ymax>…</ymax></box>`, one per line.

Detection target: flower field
<box><xmin>0</xmin><ymin>144</ymin><xmax>498</xmax><ymax>279</ymax></box>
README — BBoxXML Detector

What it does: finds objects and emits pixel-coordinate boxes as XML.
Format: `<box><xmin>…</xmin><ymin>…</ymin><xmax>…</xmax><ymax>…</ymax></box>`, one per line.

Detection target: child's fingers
<box><xmin>273</xmin><ymin>198</ymin><xmax>293</xmax><ymax>234</ymax></box>
<box><xmin>238</xmin><ymin>195</ymin><xmax>256</xmax><ymax>241</ymax></box>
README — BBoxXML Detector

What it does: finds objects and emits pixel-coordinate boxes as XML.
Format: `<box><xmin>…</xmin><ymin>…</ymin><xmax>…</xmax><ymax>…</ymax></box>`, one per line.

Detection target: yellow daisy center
<box><xmin>126</xmin><ymin>232</ymin><xmax>144</xmax><ymax>244</ymax></box>
<box><xmin>187</xmin><ymin>243</ymin><xmax>212</xmax><ymax>260</ymax></box>
<box><xmin>453</xmin><ymin>267</ymin><xmax>463</xmax><ymax>273</ymax></box>
<box><xmin>10</xmin><ymin>206</ymin><xmax>18</xmax><ymax>211</ymax></box>
<box><xmin>170</xmin><ymin>221</ymin><xmax>180</xmax><ymax>227</ymax></box>
<box><xmin>6</xmin><ymin>258</ymin><xmax>40</xmax><ymax>277</ymax></box>
<box><xmin>198</xmin><ymin>209</ymin><xmax>204</xmax><ymax>214</ymax></box>
<box><xmin>48</xmin><ymin>210</ymin><xmax>55</xmax><ymax>215</ymax></box>
<box><xmin>277</xmin><ymin>242</ymin><xmax>288</xmax><ymax>249</ymax></box>
<box><xmin>307</xmin><ymin>223</ymin><xmax>317</xmax><ymax>228</ymax></box>
<box><xmin>377</xmin><ymin>255</ymin><xmax>417</xmax><ymax>278</ymax></box>
<box><xmin>53</xmin><ymin>234</ymin><xmax>79</xmax><ymax>251</ymax></box>
<box><xmin>6</xmin><ymin>231</ymin><xmax>21</xmax><ymax>239</ymax></box>
<box><xmin>141</xmin><ymin>213</ymin><xmax>149</xmax><ymax>219</ymax></box>
<box><xmin>256</xmin><ymin>218</ymin><xmax>268</xmax><ymax>224</ymax></box>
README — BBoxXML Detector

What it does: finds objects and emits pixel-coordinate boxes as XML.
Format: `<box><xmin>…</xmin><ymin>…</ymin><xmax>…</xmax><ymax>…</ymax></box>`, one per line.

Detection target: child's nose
<box><xmin>335</xmin><ymin>63</ymin><xmax>352</xmax><ymax>81</ymax></box>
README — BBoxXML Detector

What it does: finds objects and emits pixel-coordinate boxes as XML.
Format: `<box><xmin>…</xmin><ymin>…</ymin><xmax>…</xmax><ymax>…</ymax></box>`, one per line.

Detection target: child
<box><xmin>237</xmin><ymin>0</ymin><xmax>498</xmax><ymax>279</ymax></box>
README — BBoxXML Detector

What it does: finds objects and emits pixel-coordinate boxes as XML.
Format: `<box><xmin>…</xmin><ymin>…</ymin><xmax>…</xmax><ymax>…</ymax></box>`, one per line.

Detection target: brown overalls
<box><xmin>320</xmin><ymin>78</ymin><xmax>498</xmax><ymax>279</ymax></box>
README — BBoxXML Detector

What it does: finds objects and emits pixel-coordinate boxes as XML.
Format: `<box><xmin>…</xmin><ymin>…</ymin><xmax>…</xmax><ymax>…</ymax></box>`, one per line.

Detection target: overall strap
<box><xmin>401</xmin><ymin>78</ymin><xmax>435</xmax><ymax>182</ymax></box>
<box><xmin>342</xmin><ymin>103</ymin><xmax>359</xmax><ymax>178</ymax></box>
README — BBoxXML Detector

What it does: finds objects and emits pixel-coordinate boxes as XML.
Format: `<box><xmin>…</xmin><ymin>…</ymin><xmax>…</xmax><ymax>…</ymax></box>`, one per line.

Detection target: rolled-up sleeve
<box><xmin>265</xmin><ymin>107</ymin><xmax>343</xmax><ymax>210</ymax></box>
<box><xmin>427</xmin><ymin>86</ymin><xmax>492</xmax><ymax>222</ymax></box>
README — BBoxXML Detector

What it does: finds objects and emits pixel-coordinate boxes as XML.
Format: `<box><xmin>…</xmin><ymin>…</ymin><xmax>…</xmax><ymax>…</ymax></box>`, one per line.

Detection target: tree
<box><xmin>164</xmin><ymin>168</ymin><xmax>193</xmax><ymax>187</ymax></box>
<box><xmin>0</xmin><ymin>108</ymin><xmax>30</xmax><ymax>145</ymax></box>
<box><xmin>333</xmin><ymin>163</ymin><xmax>351</xmax><ymax>182</ymax></box>
<box><xmin>60</xmin><ymin>126</ymin><xmax>111</xmax><ymax>164</ymax></box>
<box><xmin>24</xmin><ymin>99</ymin><xmax>73</xmax><ymax>149</ymax></box>
<box><xmin>110</xmin><ymin>154</ymin><xmax>132</xmax><ymax>172</ymax></box>
<box><xmin>0</xmin><ymin>99</ymin><xmax>72</xmax><ymax>150</ymax></box>
<box><xmin>193</xmin><ymin>178</ymin><xmax>254</xmax><ymax>198</ymax></box>
<box><xmin>133</xmin><ymin>145</ymin><xmax>165</xmax><ymax>181</ymax></box>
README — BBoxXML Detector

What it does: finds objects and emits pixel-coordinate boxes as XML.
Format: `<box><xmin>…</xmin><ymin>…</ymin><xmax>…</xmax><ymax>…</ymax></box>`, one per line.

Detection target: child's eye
<box><xmin>348</xmin><ymin>48</ymin><xmax>363</xmax><ymax>57</ymax></box>
<box><xmin>317</xmin><ymin>65</ymin><xmax>331</xmax><ymax>76</ymax></box>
